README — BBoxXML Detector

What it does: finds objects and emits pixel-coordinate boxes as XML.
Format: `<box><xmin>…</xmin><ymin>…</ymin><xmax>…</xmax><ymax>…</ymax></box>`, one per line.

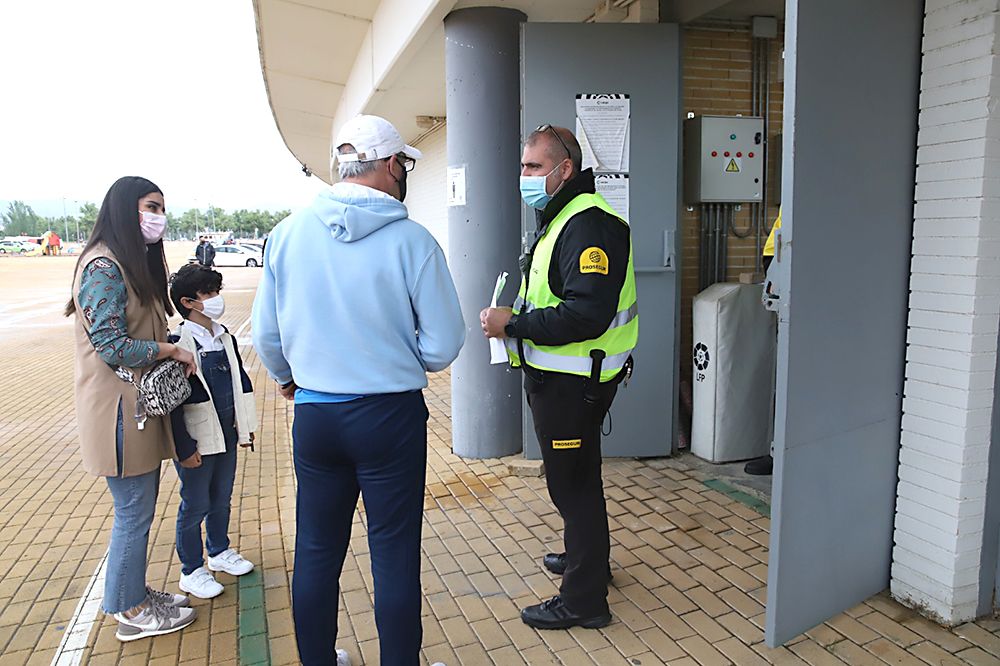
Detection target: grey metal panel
<box><xmin>765</xmin><ymin>0</ymin><xmax>923</xmax><ymax>646</ymax></box>
<box><xmin>520</xmin><ymin>22</ymin><xmax>681</xmax><ymax>459</ymax></box>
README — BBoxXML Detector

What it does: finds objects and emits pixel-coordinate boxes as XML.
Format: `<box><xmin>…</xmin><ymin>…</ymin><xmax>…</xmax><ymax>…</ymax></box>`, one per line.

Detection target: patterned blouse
<box><xmin>77</xmin><ymin>257</ymin><xmax>160</xmax><ymax>368</ymax></box>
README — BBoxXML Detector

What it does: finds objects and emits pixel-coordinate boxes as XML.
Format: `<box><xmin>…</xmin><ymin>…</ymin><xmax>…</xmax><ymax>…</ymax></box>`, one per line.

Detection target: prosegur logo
<box><xmin>579</xmin><ymin>246</ymin><xmax>609</xmax><ymax>275</ymax></box>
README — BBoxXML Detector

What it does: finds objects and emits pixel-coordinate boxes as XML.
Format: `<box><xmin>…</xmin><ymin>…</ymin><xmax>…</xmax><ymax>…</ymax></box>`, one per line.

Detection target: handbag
<box><xmin>115</xmin><ymin>360</ymin><xmax>192</xmax><ymax>430</ymax></box>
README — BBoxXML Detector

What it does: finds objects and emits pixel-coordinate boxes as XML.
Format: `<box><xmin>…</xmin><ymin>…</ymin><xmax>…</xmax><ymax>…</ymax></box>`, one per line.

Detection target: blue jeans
<box><xmin>104</xmin><ymin>411</ymin><xmax>160</xmax><ymax>614</ymax></box>
<box><xmin>291</xmin><ymin>392</ymin><xmax>428</xmax><ymax>666</ymax></box>
<box><xmin>174</xmin><ymin>349</ymin><xmax>239</xmax><ymax>575</ymax></box>
<box><xmin>174</xmin><ymin>448</ymin><xmax>238</xmax><ymax>575</ymax></box>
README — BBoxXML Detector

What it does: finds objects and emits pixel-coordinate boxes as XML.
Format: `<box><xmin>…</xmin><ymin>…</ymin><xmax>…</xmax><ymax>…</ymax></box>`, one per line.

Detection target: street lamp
<box><xmin>63</xmin><ymin>197</ymin><xmax>81</xmax><ymax>242</ymax></box>
<box><xmin>61</xmin><ymin>198</ymin><xmax>70</xmax><ymax>246</ymax></box>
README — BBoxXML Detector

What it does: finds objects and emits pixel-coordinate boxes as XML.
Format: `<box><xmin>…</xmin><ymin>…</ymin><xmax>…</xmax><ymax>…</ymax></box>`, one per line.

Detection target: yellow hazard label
<box><xmin>552</xmin><ymin>439</ymin><xmax>582</xmax><ymax>450</ymax></box>
<box><xmin>725</xmin><ymin>159</ymin><xmax>740</xmax><ymax>173</ymax></box>
<box><xmin>579</xmin><ymin>247</ymin><xmax>609</xmax><ymax>275</ymax></box>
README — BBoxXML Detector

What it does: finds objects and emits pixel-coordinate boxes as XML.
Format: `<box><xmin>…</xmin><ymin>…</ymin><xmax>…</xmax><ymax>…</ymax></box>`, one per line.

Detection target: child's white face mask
<box><xmin>200</xmin><ymin>295</ymin><xmax>225</xmax><ymax>321</ymax></box>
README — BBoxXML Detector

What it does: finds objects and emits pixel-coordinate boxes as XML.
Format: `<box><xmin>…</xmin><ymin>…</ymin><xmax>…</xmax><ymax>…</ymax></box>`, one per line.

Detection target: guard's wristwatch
<box><xmin>504</xmin><ymin>316</ymin><xmax>518</xmax><ymax>338</ymax></box>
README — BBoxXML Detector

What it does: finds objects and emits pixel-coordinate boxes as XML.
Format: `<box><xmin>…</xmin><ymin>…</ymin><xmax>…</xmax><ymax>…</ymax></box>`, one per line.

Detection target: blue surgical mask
<box><xmin>519</xmin><ymin>164</ymin><xmax>561</xmax><ymax>210</ymax></box>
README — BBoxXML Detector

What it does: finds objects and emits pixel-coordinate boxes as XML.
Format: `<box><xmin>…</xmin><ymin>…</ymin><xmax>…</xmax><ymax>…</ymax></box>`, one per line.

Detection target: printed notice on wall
<box><xmin>576</xmin><ymin>94</ymin><xmax>630</xmax><ymax>173</ymax></box>
<box><xmin>595</xmin><ymin>174</ymin><xmax>629</xmax><ymax>220</ymax></box>
<box><xmin>447</xmin><ymin>166</ymin><xmax>466</xmax><ymax>207</ymax></box>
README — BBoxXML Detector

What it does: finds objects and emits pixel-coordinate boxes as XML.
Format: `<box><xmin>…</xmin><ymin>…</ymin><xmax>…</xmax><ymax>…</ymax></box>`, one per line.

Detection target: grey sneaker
<box><xmin>114</xmin><ymin>598</ymin><xmax>197</xmax><ymax>642</ymax></box>
<box><xmin>145</xmin><ymin>585</ymin><xmax>190</xmax><ymax>608</ymax></box>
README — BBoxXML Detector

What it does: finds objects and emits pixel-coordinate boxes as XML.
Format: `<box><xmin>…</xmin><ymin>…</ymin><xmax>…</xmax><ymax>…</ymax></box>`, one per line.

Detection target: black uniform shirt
<box><xmin>507</xmin><ymin>168</ymin><xmax>630</xmax><ymax>347</ymax></box>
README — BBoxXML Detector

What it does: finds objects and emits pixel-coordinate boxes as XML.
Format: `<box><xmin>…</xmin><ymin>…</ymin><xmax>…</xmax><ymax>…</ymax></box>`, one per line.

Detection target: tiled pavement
<box><xmin>1</xmin><ymin>250</ymin><xmax>999</xmax><ymax>665</ymax></box>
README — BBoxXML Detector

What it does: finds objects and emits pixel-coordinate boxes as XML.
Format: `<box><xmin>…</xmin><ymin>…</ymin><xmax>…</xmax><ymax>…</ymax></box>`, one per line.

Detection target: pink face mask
<box><xmin>140</xmin><ymin>211</ymin><xmax>167</xmax><ymax>244</ymax></box>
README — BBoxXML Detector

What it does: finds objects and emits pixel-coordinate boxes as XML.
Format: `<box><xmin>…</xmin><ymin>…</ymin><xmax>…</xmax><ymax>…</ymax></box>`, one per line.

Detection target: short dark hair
<box><xmin>170</xmin><ymin>263</ymin><xmax>223</xmax><ymax>319</ymax></box>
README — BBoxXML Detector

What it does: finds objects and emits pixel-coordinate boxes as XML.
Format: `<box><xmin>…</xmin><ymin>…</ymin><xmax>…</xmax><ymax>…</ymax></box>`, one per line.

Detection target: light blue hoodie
<box><xmin>251</xmin><ymin>183</ymin><xmax>465</xmax><ymax>398</ymax></box>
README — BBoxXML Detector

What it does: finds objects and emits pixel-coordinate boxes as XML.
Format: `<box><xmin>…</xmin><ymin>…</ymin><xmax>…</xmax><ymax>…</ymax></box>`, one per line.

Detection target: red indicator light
<box><xmin>711</xmin><ymin>151</ymin><xmax>717</xmax><ymax>157</ymax></box>
<box><xmin>724</xmin><ymin>151</ymin><xmax>730</xmax><ymax>157</ymax></box>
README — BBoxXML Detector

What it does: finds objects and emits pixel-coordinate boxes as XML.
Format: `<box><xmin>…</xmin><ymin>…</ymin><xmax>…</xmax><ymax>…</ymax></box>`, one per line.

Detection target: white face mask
<box><xmin>199</xmin><ymin>295</ymin><xmax>225</xmax><ymax>321</ymax></box>
<box><xmin>139</xmin><ymin>211</ymin><xmax>167</xmax><ymax>244</ymax></box>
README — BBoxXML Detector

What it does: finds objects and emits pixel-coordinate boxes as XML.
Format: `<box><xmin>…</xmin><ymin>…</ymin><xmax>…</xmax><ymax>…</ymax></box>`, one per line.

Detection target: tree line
<box><xmin>0</xmin><ymin>201</ymin><xmax>291</xmax><ymax>242</ymax></box>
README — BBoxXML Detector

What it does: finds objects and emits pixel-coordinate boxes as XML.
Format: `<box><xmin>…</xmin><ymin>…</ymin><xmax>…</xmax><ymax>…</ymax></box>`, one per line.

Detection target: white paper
<box><xmin>575</xmin><ymin>94</ymin><xmax>630</xmax><ymax>173</ymax></box>
<box><xmin>489</xmin><ymin>271</ymin><xmax>509</xmax><ymax>364</ymax></box>
<box><xmin>594</xmin><ymin>173</ymin><xmax>629</xmax><ymax>220</ymax></box>
<box><xmin>447</xmin><ymin>166</ymin><xmax>466</xmax><ymax>207</ymax></box>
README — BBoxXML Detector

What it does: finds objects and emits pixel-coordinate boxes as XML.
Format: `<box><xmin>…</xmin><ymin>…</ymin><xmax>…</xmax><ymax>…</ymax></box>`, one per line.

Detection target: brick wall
<box><xmin>892</xmin><ymin>0</ymin><xmax>1000</xmax><ymax>625</ymax></box>
<box><xmin>679</xmin><ymin>24</ymin><xmax>784</xmax><ymax>380</ymax></box>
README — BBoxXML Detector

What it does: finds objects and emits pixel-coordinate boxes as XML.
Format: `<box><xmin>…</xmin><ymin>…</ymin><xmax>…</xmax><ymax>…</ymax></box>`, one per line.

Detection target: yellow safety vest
<box><xmin>506</xmin><ymin>192</ymin><xmax>638</xmax><ymax>382</ymax></box>
<box><xmin>763</xmin><ymin>207</ymin><xmax>782</xmax><ymax>257</ymax></box>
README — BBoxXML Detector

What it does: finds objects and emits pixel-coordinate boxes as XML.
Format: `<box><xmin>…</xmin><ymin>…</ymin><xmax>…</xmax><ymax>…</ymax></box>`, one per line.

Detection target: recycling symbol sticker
<box><xmin>694</xmin><ymin>343</ymin><xmax>711</xmax><ymax>371</ymax></box>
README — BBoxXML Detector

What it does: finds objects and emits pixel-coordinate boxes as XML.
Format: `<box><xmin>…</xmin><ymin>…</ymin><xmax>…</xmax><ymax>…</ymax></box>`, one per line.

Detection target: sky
<box><xmin>0</xmin><ymin>0</ymin><xmax>328</xmax><ymax>218</ymax></box>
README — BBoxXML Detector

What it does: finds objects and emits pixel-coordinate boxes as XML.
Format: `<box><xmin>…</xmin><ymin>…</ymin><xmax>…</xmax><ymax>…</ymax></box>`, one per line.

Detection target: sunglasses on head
<box><xmin>536</xmin><ymin>124</ymin><xmax>571</xmax><ymax>160</ymax></box>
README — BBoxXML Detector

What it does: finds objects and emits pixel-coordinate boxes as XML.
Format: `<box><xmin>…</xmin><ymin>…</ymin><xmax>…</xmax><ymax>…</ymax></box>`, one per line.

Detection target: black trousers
<box><xmin>525</xmin><ymin>370</ymin><xmax>617</xmax><ymax>616</ymax></box>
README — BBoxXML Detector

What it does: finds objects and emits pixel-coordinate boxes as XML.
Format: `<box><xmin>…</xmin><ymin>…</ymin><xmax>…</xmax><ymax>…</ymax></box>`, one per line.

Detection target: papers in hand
<box><xmin>490</xmin><ymin>272</ymin><xmax>509</xmax><ymax>365</ymax></box>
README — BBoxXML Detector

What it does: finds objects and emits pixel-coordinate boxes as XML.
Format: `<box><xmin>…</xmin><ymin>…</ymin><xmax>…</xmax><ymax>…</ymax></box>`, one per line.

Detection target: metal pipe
<box><xmin>760</xmin><ymin>36</ymin><xmax>772</xmax><ymax>274</ymax></box>
<box><xmin>720</xmin><ymin>205</ymin><xmax>730</xmax><ymax>283</ymax></box>
<box><xmin>699</xmin><ymin>204</ymin><xmax>708</xmax><ymax>291</ymax></box>
<box><xmin>714</xmin><ymin>204</ymin><xmax>720</xmax><ymax>285</ymax></box>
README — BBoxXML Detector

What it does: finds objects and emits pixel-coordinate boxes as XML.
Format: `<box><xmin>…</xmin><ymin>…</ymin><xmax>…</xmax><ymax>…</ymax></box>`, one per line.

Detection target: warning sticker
<box><xmin>552</xmin><ymin>439</ymin><xmax>582</xmax><ymax>450</ymax></box>
<box><xmin>725</xmin><ymin>158</ymin><xmax>741</xmax><ymax>173</ymax></box>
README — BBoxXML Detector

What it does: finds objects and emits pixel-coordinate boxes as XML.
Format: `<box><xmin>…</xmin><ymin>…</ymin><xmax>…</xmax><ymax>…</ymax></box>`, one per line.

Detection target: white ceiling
<box><xmin>255</xmin><ymin>0</ymin><xmax>785</xmax><ymax>182</ymax></box>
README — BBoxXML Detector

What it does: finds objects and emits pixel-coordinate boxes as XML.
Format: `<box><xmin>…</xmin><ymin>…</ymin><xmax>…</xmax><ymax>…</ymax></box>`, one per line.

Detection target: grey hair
<box><xmin>334</xmin><ymin>143</ymin><xmax>382</xmax><ymax>180</ymax></box>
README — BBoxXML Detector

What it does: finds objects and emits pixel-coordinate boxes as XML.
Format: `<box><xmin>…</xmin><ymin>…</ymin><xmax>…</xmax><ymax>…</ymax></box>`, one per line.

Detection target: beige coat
<box><xmin>72</xmin><ymin>244</ymin><xmax>175</xmax><ymax>477</ymax></box>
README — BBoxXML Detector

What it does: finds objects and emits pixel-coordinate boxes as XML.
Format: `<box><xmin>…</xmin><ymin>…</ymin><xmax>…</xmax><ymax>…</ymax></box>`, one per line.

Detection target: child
<box><xmin>168</xmin><ymin>264</ymin><xmax>257</xmax><ymax>599</ymax></box>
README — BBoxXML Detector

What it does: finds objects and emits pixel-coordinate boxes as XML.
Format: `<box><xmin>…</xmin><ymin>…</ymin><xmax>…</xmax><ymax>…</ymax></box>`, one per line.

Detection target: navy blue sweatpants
<box><xmin>291</xmin><ymin>391</ymin><xmax>428</xmax><ymax>666</ymax></box>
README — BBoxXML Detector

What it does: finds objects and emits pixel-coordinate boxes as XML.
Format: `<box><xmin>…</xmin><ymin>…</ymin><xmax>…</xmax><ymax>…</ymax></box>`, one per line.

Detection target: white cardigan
<box><xmin>174</xmin><ymin>323</ymin><xmax>257</xmax><ymax>456</ymax></box>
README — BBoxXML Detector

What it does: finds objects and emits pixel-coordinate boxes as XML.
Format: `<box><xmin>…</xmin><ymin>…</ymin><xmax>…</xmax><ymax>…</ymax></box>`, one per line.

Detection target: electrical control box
<box><xmin>684</xmin><ymin>115</ymin><xmax>764</xmax><ymax>203</ymax></box>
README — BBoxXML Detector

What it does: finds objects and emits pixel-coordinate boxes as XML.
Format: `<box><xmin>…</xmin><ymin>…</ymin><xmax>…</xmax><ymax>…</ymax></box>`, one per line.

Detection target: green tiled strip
<box><xmin>702</xmin><ymin>478</ymin><xmax>771</xmax><ymax>517</ymax></box>
<box><xmin>238</xmin><ymin>569</ymin><xmax>271</xmax><ymax>666</ymax></box>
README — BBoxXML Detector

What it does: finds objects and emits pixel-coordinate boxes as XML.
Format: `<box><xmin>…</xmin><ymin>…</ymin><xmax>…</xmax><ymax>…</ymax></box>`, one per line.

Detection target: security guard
<box><xmin>744</xmin><ymin>206</ymin><xmax>781</xmax><ymax>476</ymax></box>
<box><xmin>481</xmin><ymin>125</ymin><xmax>637</xmax><ymax>630</ymax></box>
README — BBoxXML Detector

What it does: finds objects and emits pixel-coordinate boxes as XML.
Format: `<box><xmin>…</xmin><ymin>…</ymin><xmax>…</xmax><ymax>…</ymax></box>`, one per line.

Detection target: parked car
<box><xmin>0</xmin><ymin>240</ymin><xmax>28</xmax><ymax>254</ymax></box>
<box><xmin>213</xmin><ymin>244</ymin><xmax>264</xmax><ymax>267</ymax></box>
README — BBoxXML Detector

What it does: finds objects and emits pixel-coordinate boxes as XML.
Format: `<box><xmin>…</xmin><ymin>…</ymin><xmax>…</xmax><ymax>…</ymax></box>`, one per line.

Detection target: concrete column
<box><xmin>445</xmin><ymin>7</ymin><xmax>525</xmax><ymax>458</ymax></box>
<box><xmin>893</xmin><ymin>0</ymin><xmax>1000</xmax><ymax>626</ymax></box>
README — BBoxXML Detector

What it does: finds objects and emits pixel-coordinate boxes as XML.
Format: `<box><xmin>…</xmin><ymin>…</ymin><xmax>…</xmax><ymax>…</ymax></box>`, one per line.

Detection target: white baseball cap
<box><xmin>333</xmin><ymin>115</ymin><xmax>423</xmax><ymax>165</ymax></box>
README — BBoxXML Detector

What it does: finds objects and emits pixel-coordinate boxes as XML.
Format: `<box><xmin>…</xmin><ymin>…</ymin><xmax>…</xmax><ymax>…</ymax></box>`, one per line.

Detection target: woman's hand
<box><xmin>179</xmin><ymin>451</ymin><xmax>202</xmax><ymax>468</ymax></box>
<box><xmin>170</xmin><ymin>346</ymin><xmax>197</xmax><ymax>377</ymax></box>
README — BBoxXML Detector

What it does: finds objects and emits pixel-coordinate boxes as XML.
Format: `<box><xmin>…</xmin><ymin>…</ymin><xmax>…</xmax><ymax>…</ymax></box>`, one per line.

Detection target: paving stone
<box><xmin>2</xmin><ymin>251</ymin><xmax>998</xmax><ymax>666</ymax></box>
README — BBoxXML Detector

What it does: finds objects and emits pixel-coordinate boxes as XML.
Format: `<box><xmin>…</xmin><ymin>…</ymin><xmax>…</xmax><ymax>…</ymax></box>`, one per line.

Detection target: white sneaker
<box><xmin>145</xmin><ymin>585</ymin><xmax>189</xmax><ymax>608</ymax></box>
<box><xmin>179</xmin><ymin>567</ymin><xmax>224</xmax><ymax>599</ymax></box>
<box><xmin>337</xmin><ymin>649</ymin><xmax>351</xmax><ymax>666</ymax></box>
<box><xmin>114</xmin><ymin>599</ymin><xmax>197</xmax><ymax>641</ymax></box>
<box><xmin>207</xmin><ymin>548</ymin><xmax>254</xmax><ymax>576</ymax></box>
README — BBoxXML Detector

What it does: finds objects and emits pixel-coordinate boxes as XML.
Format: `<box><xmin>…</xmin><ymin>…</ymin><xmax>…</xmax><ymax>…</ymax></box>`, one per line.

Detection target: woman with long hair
<box><xmin>66</xmin><ymin>176</ymin><xmax>199</xmax><ymax>641</ymax></box>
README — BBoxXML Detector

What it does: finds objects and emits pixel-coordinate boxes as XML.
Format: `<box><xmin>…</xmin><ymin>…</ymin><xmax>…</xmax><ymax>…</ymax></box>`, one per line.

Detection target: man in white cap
<box><xmin>253</xmin><ymin>114</ymin><xmax>464</xmax><ymax>666</ymax></box>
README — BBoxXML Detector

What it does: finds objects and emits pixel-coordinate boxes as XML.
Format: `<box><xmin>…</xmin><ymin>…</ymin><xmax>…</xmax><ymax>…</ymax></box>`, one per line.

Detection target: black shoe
<box><xmin>521</xmin><ymin>596</ymin><xmax>611</xmax><ymax>630</ymax></box>
<box><xmin>542</xmin><ymin>553</ymin><xmax>613</xmax><ymax>581</ymax></box>
<box><xmin>744</xmin><ymin>455</ymin><xmax>773</xmax><ymax>476</ymax></box>
<box><xmin>543</xmin><ymin>552</ymin><xmax>567</xmax><ymax>575</ymax></box>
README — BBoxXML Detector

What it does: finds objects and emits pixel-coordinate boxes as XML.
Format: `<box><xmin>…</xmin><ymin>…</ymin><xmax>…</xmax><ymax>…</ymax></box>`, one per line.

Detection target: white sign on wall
<box><xmin>576</xmin><ymin>93</ymin><xmax>630</xmax><ymax>173</ymax></box>
<box><xmin>447</xmin><ymin>166</ymin><xmax>466</xmax><ymax>207</ymax></box>
<box><xmin>595</xmin><ymin>173</ymin><xmax>630</xmax><ymax>220</ymax></box>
